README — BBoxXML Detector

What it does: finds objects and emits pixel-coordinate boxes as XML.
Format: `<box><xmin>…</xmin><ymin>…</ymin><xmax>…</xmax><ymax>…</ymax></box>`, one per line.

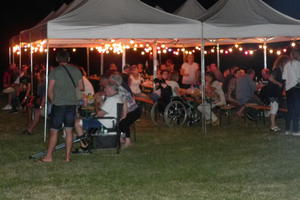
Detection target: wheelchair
<box><xmin>164</xmin><ymin>96</ymin><xmax>202</xmax><ymax>127</ymax></box>
<box><xmin>150</xmin><ymin>95</ymin><xmax>202</xmax><ymax>128</ymax></box>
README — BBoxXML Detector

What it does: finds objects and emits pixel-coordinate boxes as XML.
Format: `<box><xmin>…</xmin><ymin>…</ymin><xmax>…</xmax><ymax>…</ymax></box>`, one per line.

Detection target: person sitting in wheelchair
<box><xmin>74</xmin><ymin>81</ymin><xmax>127</xmax><ymax>153</ymax></box>
<box><xmin>156</xmin><ymin>71</ymin><xmax>173</xmax><ymax>113</ymax></box>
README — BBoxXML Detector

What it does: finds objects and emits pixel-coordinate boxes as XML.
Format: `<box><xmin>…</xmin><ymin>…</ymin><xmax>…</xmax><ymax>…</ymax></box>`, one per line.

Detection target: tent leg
<box><xmin>30</xmin><ymin>43</ymin><xmax>34</xmax><ymax>96</ymax></box>
<box><xmin>86</xmin><ymin>48</ymin><xmax>90</xmax><ymax>76</ymax></box>
<box><xmin>100</xmin><ymin>53</ymin><xmax>104</xmax><ymax>76</ymax></box>
<box><xmin>44</xmin><ymin>41</ymin><xmax>50</xmax><ymax>143</ymax></box>
<box><xmin>263</xmin><ymin>42</ymin><xmax>267</xmax><ymax>69</ymax></box>
<box><xmin>12</xmin><ymin>49</ymin><xmax>15</xmax><ymax>64</ymax></box>
<box><xmin>217</xmin><ymin>43</ymin><xmax>220</xmax><ymax>69</ymax></box>
<box><xmin>152</xmin><ymin>43</ymin><xmax>158</xmax><ymax>79</ymax></box>
<box><xmin>122</xmin><ymin>49</ymin><xmax>126</xmax><ymax>72</ymax></box>
<box><xmin>9</xmin><ymin>47</ymin><xmax>12</xmax><ymax>65</ymax></box>
<box><xmin>19</xmin><ymin>41</ymin><xmax>22</xmax><ymax>70</ymax></box>
<box><xmin>200</xmin><ymin>27</ymin><xmax>206</xmax><ymax>134</ymax></box>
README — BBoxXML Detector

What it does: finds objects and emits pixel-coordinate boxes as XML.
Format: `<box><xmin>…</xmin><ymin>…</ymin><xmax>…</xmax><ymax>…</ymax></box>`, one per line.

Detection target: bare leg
<box><xmin>124</xmin><ymin>137</ymin><xmax>132</xmax><ymax>147</ymax></box>
<box><xmin>42</xmin><ymin>129</ymin><xmax>59</xmax><ymax>162</ymax></box>
<box><xmin>28</xmin><ymin>109</ymin><xmax>41</xmax><ymax>133</ymax></box>
<box><xmin>270</xmin><ymin>114</ymin><xmax>276</xmax><ymax>128</ymax></box>
<box><xmin>64</xmin><ymin>128</ymin><xmax>73</xmax><ymax>162</ymax></box>
<box><xmin>74</xmin><ymin>119</ymin><xmax>87</xmax><ymax>148</ymax></box>
<box><xmin>8</xmin><ymin>93</ymin><xmax>12</xmax><ymax>105</ymax></box>
<box><xmin>236</xmin><ymin>106</ymin><xmax>245</xmax><ymax>117</ymax></box>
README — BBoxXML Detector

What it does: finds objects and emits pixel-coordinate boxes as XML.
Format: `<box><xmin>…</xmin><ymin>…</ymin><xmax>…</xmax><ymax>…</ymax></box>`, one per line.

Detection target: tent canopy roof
<box><xmin>47</xmin><ymin>0</ymin><xmax>201</xmax><ymax>41</ymax></box>
<box><xmin>201</xmin><ymin>0</ymin><xmax>300</xmax><ymax>41</ymax></box>
<box><xmin>174</xmin><ymin>0</ymin><xmax>206</xmax><ymax>20</ymax></box>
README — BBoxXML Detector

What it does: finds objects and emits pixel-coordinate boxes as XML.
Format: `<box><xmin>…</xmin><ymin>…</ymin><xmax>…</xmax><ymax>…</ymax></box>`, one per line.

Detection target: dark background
<box><xmin>1</xmin><ymin>0</ymin><xmax>300</xmax><ymax>81</ymax></box>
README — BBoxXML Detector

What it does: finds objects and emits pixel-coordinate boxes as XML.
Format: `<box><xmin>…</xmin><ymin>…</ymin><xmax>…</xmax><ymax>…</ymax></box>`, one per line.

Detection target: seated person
<box><xmin>2</xmin><ymin>64</ymin><xmax>19</xmax><ymax>111</ymax></box>
<box><xmin>74</xmin><ymin>81</ymin><xmax>127</xmax><ymax>152</ymax></box>
<box><xmin>166</xmin><ymin>71</ymin><xmax>180</xmax><ymax>97</ymax></box>
<box><xmin>198</xmin><ymin>72</ymin><xmax>226</xmax><ymax>126</ymax></box>
<box><xmin>150</xmin><ymin>70</ymin><xmax>173</xmax><ymax>104</ymax></box>
<box><xmin>225</xmin><ymin>69</ymin><xmax>240</xmax><ymax>106</ymax></box>
<box><xmin>129</xmin><ymin>65</ymin><xmax>143</xmax><ymax>96</ymax></box>
<box><xmin>236</xmin><ymin>69</ymin><xmax>262</xmax><ymax>117</ymax></box>
<box><xmin>110</xmin><ymin>74</ymin><xmax>141</xmax><ymax>147</ymax></box>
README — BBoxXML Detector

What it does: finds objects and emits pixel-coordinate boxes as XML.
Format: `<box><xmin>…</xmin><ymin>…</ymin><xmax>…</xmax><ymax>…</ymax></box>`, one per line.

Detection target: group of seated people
<box><xmin>104</xmin><ymin>50</ymin><xmax>300</xmax><ymax>134</ymax></box>
<box><xmin>3</xmin><ymin>47</ymin><xmax>300</xmax><ymax>162</ymax></box>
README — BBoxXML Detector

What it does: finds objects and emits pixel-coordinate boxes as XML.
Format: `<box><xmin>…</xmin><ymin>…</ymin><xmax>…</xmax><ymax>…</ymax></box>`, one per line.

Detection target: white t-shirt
<box><xmin>283</xmin><ymin>60</ymin><xmax>300</xmax><ymax>91</ymax></box>
<box><xmin>181</xmin><ymin>62</ymin><xmax>199</xmax><ymax>85</ymax></box>
<box><xmin>166</xmin><ymin>80</ymin><xmax>180</xmax><ymax>97</ymax></box>
<box><xmin>129</xmin><ymin>75</ymin><xmax>142</xmax><ymax>94</ymax></box>
<box><xmin>98</xmin><ymin>94</ymin><xmax>123</xmax><ymax>128</ymax></box>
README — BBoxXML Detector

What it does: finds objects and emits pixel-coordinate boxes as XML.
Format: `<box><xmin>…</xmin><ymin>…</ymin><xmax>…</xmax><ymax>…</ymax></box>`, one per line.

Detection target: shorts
<box><xmin>82</xmin><ymin>118</ymin><xmax>103</xmax><ymax>130</ymax></box>
<box><xmin>50</xmin><ymin>105</ymin><xmax>77</xmax><ymax>130</ymax></box>
<box><xmin>269</xmin><ymin>101</ymin><xmax>279</xmax><ymax>115</ymax></box>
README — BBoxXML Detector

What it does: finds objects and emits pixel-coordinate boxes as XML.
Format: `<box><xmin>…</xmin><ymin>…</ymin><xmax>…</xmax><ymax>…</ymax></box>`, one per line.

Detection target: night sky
<box><xmin>1</xmin><ymin>0</ymin><xmax>300</xmax><ymax>76</ymax></box>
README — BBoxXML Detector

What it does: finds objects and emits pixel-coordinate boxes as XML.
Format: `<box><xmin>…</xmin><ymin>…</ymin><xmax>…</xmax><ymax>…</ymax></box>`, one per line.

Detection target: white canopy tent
<box><xmin>16</xmin><ymin>0</ymin><xmax>205</xmax><ymax>140</ymax></box>
<box><xmin>45</xmin><ymin>0</ymin><xmax>202</xmax><ymax>46</ymax></box>
<box><xmin>201</xmin><ymin>0</ymin><xmax>300</xmax><ymax>41</ymax></box>
<box><xmin>200</xmin><ymin>0</ymin><xmax>300</xmax><ymax>69</ymax></box>
<box><xmin>174</xmin><ymin>0</ymin><xmax>206</xmax><ymax>20</ymax></box>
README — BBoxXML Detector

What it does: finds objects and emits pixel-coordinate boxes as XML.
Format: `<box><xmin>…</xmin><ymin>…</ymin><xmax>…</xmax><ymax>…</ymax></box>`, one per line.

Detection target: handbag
<box><xmin>61</xmin><ymin>65</ymin><xmax>84</xmax><ymax>100</ymax></box>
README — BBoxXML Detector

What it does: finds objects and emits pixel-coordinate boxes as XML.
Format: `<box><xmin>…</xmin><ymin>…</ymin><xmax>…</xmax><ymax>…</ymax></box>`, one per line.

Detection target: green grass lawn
<box><xmin>1</xmin><ymin>108</ymin><xmax>300</xmax><ymax>200</ymax></box>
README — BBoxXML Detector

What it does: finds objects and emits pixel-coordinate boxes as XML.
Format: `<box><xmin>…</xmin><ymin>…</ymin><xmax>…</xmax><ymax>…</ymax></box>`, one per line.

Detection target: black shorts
<box><xmin>50</xmin><ymin>105</ymin><xmax>77</xmax><ymax>130</ymax></box>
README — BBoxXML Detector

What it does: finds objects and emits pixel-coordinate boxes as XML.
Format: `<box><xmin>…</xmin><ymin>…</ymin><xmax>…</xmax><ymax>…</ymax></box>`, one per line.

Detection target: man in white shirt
<box><xmin>282</xmin><ymin>48</ymin><xmax>300</xmax><ymax>135</ymax></box>
<box><xmin>74</xmin><ymin>81</ymin><xmax>126</xmax><ymax>152</ymax></box>
<box><xmin>180</xmin><ymin>54</ymin><xmax>199</xmax><ymax>89</ymax></box>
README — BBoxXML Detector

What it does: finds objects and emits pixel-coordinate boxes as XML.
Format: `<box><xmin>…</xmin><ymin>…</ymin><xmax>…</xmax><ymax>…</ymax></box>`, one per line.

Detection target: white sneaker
<box><xmin>2</xmin><ymin>104</ymin><xmax>12</xmax><ymax>110</ymax></box>
<box><xmin>292</xmin><ymin>132</ymin><xmax>300</xmax><ymax>136</ymax></box>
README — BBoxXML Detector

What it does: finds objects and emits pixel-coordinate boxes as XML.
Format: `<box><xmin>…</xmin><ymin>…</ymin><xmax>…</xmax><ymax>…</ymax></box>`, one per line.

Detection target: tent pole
<box><xmin>263</xmin><ymin>42</ymin><xmax>267</xmax><ymax>69</ymax></box>
<box><xmin>200</xmin><ymin>24</ymin><xmax>206</xmax><ymax>134</ymax></box>
<box><xmin>100</xmin><ymin>53</ymin><xmax>104</xmax><ymax>76</ymax></box>
<box><xmin>30</xmin><ymin>43</ymin><xmax>34</xmax><ymax>96</ymax></box>
<box><xmin>9</xmin><ymin>47</ymin><xmax>12</xmax><ymax>65</ymax></box>
<box><xmin>122</xmin><ymin>49</ymin><xmax>126</xmax><ymax>72</ymax></box>
<box><xmin>12</xmin><ymin>48</ymin><xmax>15</xmax><ymax>64</ymax></box>
<box><xmin>44</xmin><ymin>41</ymin><xmax>50</xmax><ymax>143</ymax></box>
<box><xmin>153</xmin><ymin>43</ymin><xmax>158</xmax><ymax>79</ymax></box>
<box><xmin>19</xmin><ymin>41</ymin><xmax>22</xmax><ymax>70</ymax></box>
<box><xmin>217</xmin><ymin>43</ymin><xmax>220</xmax><ymax>69</ymax></box>
<box><xmin>86</xmin><ymin>48</ymin><xmax>90</xmax><ymax>76</ymax></box>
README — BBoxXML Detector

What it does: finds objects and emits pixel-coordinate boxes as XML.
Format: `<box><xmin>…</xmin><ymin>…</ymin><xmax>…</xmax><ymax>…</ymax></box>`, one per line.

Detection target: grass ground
<box><xmin>1</xmin><ymin>105</ymin><xmax>300</xmax><ymax>200</ymax></box>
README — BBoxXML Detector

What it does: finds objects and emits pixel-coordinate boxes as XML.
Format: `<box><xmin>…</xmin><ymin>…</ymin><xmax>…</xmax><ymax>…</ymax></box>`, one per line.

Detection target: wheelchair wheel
<box><xmin>186</xmin><ymin>107</ymin><xmax>202</xmax><ymax>126</ymax></box>
<box><xmin>164</xmin><ymin>100</ymin><xmax>187</xmax><ymax>127</ymax></box>
<box><xmin>150</xmin><ymin>102</ymin><xmax>165</xmax><ymax>126</ymax></box>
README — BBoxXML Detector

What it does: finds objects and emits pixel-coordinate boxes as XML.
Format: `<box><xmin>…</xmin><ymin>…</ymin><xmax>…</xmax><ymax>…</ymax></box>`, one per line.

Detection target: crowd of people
<box><xmin>2</xmin><ymin>48</ymin><xmax>300</xmax><ymax>162</ymax></box>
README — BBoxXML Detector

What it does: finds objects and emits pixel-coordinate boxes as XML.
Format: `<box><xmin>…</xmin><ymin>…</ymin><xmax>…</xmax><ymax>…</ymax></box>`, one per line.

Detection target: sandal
<box><xmin>270</xmin><ymin>126</ymin><xmax>281</xmax><ymax>132</ymax></box>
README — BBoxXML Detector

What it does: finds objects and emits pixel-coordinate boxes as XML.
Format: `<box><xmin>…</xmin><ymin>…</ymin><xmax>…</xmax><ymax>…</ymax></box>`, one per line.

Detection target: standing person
<box><xmin>282</xmin><ymin>48</ymin><xmax>300</xmax><ymax>135</ymax></box>
<box><xmin>261</xmin><ymin>56</ymin><xmax>288</xmax><ymax>132</ymax></box>
<box><xmin>41</xmin><ymin>50</ymin><xmax>83</xmax><ymax>162</ymax></box>
<box><xmin>180</xmin><ymin>54</ymin><xmax>199</xmax><ymax>89</ymax></box>
<box><xmin>23</xmin><ymin>71</ymin><xmax>46</xmax><ymax>135</ymax></box>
